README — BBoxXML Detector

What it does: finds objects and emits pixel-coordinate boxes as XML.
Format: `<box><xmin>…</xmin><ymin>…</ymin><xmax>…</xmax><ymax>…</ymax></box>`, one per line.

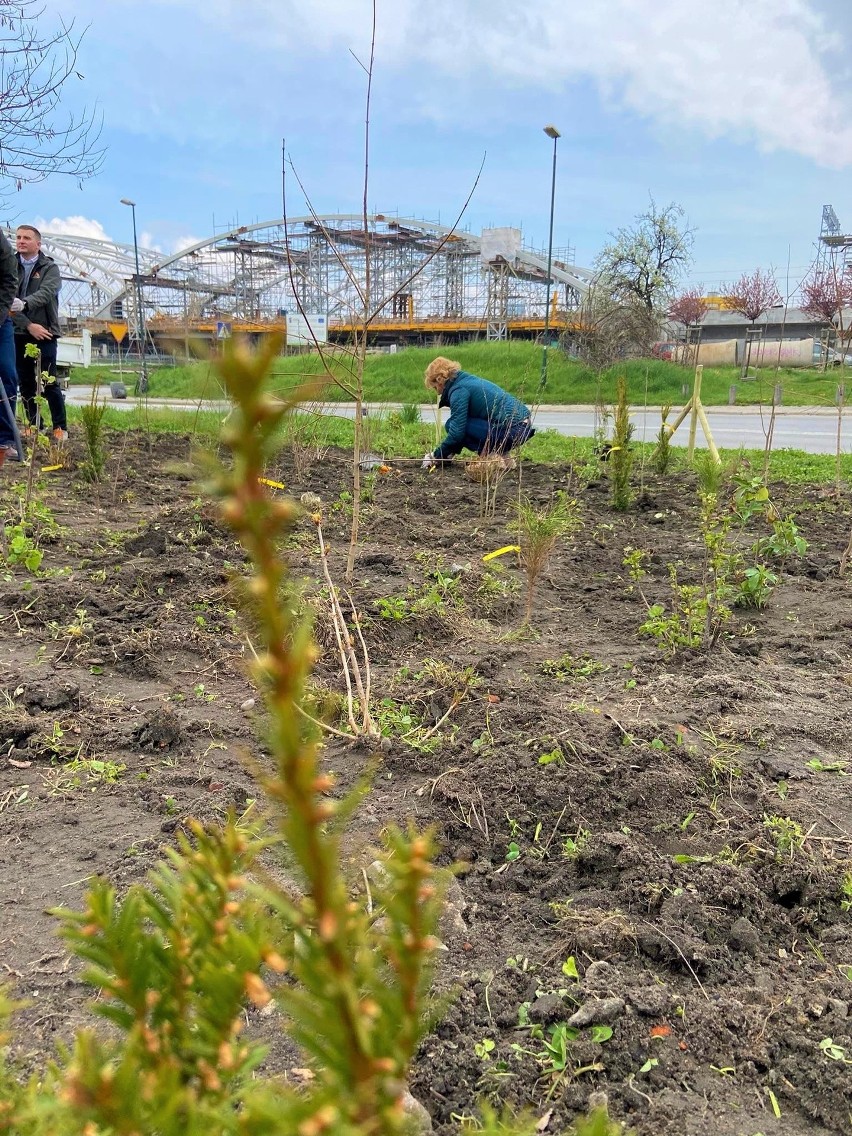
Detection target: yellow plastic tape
<box><xmin>42</xmin><ymin>464</ymin><xmax>63</xmax><ymax>472</ymax></box>
<box><xmin>483</xmin><ymin>544</ymin><xmax>521</xmax><ymax>562</ymax></box>
<box><xmin>258</xmin><ymin>477</ymin><xmax>286</xmax><ymax>489</ymax></box>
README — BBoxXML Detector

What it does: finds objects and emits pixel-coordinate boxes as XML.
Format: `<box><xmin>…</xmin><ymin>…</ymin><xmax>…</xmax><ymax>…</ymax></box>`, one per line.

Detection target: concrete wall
<box><xmin>675</xmin><ymin>338</ymin><xmax>816</xmax><ymax>367</ymax></box>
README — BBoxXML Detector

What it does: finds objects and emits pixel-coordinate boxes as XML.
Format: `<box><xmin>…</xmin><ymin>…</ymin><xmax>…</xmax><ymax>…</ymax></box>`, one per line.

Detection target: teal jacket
<box><xmin>434</xmin><ymin>371</ymin><xmax>530</xmax><ymax>459</ymax></box>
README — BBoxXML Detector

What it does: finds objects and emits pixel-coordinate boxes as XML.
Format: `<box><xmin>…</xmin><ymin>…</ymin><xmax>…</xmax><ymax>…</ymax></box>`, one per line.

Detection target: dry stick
<box><xmin>294</xmin><ymin>701</ymin><xmax>357</xmax><ymax>742</ymax></box>
<box><xmin>835</xmin><ymin>390</ymin><xmax>844</xmax><ymax>498</ymax></box>
<box><xmin>24</xmin><ymin>350</ymin><xmax>43</xmax><ymax>508</ymax></box>
<box><xmin>839</xmin><ymin>525</ymin><xmax>852</xmax><ymax>576</ymax></box>
<box><xmin>344</xmin><ymin>588</ymin><xmax>374</xmax><ymax>734</ymax></box>
<box><xmin>316</xmin><ymin>521</ymin><xmax>371</xmax><ymax>735</ymax></box>
<box><xmin>344</xmin><ymin>0</ymin><xmax>379</xmax><ymax>585</ymax></box>
<box><xmin>404</xmin><ymin>692</ymin><xmax>464</xmax><ymax>743</ymax></box>
<box><xmin>638</xmin><ymin>919</ymin><xmax>710</xmax><ymax>1001</ymax></box>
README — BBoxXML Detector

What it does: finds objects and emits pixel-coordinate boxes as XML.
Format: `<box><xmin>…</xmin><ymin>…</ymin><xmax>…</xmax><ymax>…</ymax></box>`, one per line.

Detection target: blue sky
<box><xmin>5</xmin><ymin>0</ymin><xmax>852</xmax><ymax>295</ymax></box>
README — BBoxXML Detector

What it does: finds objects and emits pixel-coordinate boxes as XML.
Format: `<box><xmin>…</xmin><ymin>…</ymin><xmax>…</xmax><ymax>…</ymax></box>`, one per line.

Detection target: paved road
<box><xmin>67</xmin><ymin>387</ymin><xmax>851</xmax><ymax>455</ymax></box>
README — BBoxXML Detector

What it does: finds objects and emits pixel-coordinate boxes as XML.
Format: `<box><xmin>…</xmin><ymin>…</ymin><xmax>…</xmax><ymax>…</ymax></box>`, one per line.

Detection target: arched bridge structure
<box><xmin>26</xmin><ymin>215</ymin><xmax>594</xmax><ymax>346</ymax></box>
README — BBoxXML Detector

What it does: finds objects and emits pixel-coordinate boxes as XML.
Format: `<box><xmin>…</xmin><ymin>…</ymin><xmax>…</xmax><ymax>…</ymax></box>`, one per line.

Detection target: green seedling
<box><xmin>819</xmin><ymin>1037</ymin><xmax>851</xmax><ymax>1063</ymax></box>
<box><xmin>538</xmin><ymin>748</ymin><xmax>564</xmax><ymax>766</ymax></box>
<box><xmin>505</xmin><ymin>841</ymin><xmax>521</xmax><ymax>863</ymax></box>
<box><xmin>562</xmin><ymin>828</ymin><xmax>590</xmax><ymax>859</ymax></box>
<box><xmin>736</xmin><ymin>564</ymin><xmax>778</xmax><ymax>609</ymax></box>
<box><xmin>840</xmin><ymin>873</ymin><xmax>852</xmax><ymax>913</ymax></box>
<box><xmin>474</xmin><ymin>1038</ymin><xmax>495</xmax><ymax>1061</ymax></box>
<box><xmin>763</xmin><ymin>814</ymin><xmax>805</xmax><ymax>857</ymax></box>
<box><xmin>807</xmin><ymin>758</ymin><xmax>848</xmax><ymax>774</ymax></box>
<box><xmin>639</xmin><ymin>1057</ymin><xmax>658</xmax><ymax>1074</ymax></box>
<box><xmin>561</xmin><ymin>956</ymin><xmax>580</xmax><ymax>980</ymax></box>
<box><xmin>3</xmin><ymin>524</ymin><xmax>43</xmax><ymax>574</ymax></box>
<box><xmin>540</xmin><ymin>653</ymin><xmax>609</xmax><ymax>682</ymax></box>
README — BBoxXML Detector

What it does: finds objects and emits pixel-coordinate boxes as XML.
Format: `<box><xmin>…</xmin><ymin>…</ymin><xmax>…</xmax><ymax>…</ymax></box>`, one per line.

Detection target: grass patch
<box><xmin>64</xmin><ymin>405</ymin><xmax>852</xmax><ymax>486</ymax></box>
<box><xmin>70</xmin><ymin>342</ymin><xmax>850</xmax><ymax>409</ymax></box>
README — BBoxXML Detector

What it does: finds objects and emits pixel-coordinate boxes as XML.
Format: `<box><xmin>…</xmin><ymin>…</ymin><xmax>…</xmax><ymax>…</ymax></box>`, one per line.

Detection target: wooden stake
<box><xmin>688</xmin><ymin>364</ymin><xmax>702</xmax><ymax>461</ymax></box>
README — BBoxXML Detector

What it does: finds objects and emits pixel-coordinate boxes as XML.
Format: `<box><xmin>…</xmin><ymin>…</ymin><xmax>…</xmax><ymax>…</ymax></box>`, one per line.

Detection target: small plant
<box><xmin>819</xmin><ymin>1037</ymin><xmax>852</xmax><ymax>1063</ymax></box>
<box><xmin>562</xmin><ymin>828</ymin><xmax>590</xmax><ymax>858</ymax></box>
<box><xmin>754</xmin><ymin>514</ymin><xmax>808</xmax><ymax>566</ymax></box>
<box><xmin>511</xmin><ymin>492</ymin><xmax>582</xmax><ymax>624</ymax></box>
<box><xmin>540</xmin><ymin>652</ymin><xmax>610</xmax><ymax>681</ymax></box>
<box><xmin>373</xmin><ymin>595</ymin><xmax>410</xmax><ymax>621</ymax></box>
<box><xmin>1</xmin><ymin>523</ymin><xmax>43</xmax><ymax>574</ymax></box>
<box><xmin>609</xmin><ymin>375</ymin><xmax>633</xmax><ymax>510</ymax></box>
<box><xmin>43</xmin><ymin>755</ymin><xmax>126</xmax><ymax>795</ymax></box>
<box><xmin>839</xmin><ymin>872</ymin><xmax>852</xmax><ymax>912</ymax></box>
<box><xmin>80</xmin><ymin>401</ymin><xmax>109</xmax><ymax>482</ymax></box>
<box><xmin>652</xmin><ymin>404</ymin><xmax>673</xmax><ymax>475</ymax></box>
<box><xmin>763</xmin><ymin>813</ymin><xmax>805</xmax><ymax>858</ymax></box>
<box><xmin>736</xmin><ymin>564</ymin><xmax>778</xmax><ymax>609</ymax></box>
<box><xmin>474</xmin><ymin>1038</ymin><xmax>495</xmax><ymax>1061</ymax></box>
<box><xmin>538</xmin><ymin>748</ymin><xmax>564</xmax><ymax>766</ymax></box>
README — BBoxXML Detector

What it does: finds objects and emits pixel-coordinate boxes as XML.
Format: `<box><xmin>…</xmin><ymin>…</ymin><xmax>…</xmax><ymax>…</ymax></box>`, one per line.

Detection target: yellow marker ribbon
<box><xmin>483</xmin><ymin>544</ymin><xmax>521</xmax><ymax>562</ymax></box>
<box><xmin>42</xmin><ymin>464</ymin><xmax>63</xmax><ymax>472</ymax></box>
<box><xmin>258</xmin><ymin>477</ymin><xmax>286</xmax><ymax>489</ymax></box>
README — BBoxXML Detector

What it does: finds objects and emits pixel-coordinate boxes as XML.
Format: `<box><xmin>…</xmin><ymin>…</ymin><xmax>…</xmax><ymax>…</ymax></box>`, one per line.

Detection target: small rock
<box><xmin>827</xmin><ymin>999</ymin><xmax>849</xmax><ymax>1020</ymax></box>
<box><xmin>627</xmin><ymin>986</ymin><xmax>669</xmax><ymax>1017</ymax></box>
<box><xmin>728</xmin><ymin>916</ymin><xmax>760</xmax><ymax>954</ymax></box>
<box><xmin>438</xmin><ymin>876</ymin><xmax>468</xmax><ymax>940</ymax></box>
<box><xmin>401</xmin><ymin>1089</ymin><xmax>433</xmax><ymax>1134</ymax></box>
<box><xmin>582</xmin><ymin>960</ymin><xmax>617</xmax><ymax>990</ymax></box>
<box><xmin>528</xmin><ymin>993</ymin><xmax>567</xmax><ymax>1025</ymax></box>
<box><xmin>567</xmin><ymin>997</ymin><xmax>625</xmax><ymax>1028</ymax></box>
<box><xmin>135</xmin><ymin>707</ymin><xmax>182</xmax><ymax>750</ymax></box>
<box><xmin>241</xmin><ymin>698</ymin><xmax>256</xmax><ymax>712</ymax></box>
<box><xmin>20</xmin><ymin>680</ymin><xmax>80</xmax><ymax>713</ymax></box>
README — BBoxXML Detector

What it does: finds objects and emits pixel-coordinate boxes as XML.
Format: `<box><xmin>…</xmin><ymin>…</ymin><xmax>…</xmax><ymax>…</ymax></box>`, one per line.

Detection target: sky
<box><xmin>4</xmin><ymin>0</ymin><xmax>852</xmax><ymax>295</ymax></box>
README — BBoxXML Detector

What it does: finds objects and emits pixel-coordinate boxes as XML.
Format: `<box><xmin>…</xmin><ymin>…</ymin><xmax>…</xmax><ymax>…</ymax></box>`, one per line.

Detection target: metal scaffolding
<box><xmin>13</xmin><ymin>215</ymin><xmax>593</xmax><ymax>343</ymax></box>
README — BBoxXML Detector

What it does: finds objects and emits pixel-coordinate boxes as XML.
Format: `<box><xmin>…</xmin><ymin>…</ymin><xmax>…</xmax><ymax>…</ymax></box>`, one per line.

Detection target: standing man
<box><xmin>12</xmin><ymin>225</ymin><xmax>67</xmax><ymax>441</ymax></box>
<box><xmin>0</xmin><ymin>229</ymin><xmax>20</xmax><ymax>462</ymax></box>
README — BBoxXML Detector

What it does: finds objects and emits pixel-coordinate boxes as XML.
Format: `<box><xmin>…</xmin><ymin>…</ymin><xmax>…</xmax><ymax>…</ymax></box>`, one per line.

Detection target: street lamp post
<box><xmin>120</xmin><ymin>197</ymin><xmax>148</xmax><ymax>394</ymax></box>
<box><xmin>539</xmin><ymin>124</ymin><xmax>561</xmax><ymax>392</ymax></box>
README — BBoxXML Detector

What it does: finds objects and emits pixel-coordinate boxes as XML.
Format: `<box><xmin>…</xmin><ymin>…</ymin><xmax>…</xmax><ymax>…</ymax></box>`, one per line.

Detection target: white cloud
<box><xmin>34</xmin><ymin>214</ymin><xmax>113</xmax><ymax>241</ymax></box>
<box><xmin>170</xmin><ymin>234</ymin><xmax>203</xmax><ymax>254</ymax></box>
<box><xmin>139</xmin><ymin>230</ymin><xmax>163</xmax><ymax>253</ymax></box>
<box><xmin>183</xmin><ymin>0</ymin><xmax>852</xmax><ymax>167</ymax></box>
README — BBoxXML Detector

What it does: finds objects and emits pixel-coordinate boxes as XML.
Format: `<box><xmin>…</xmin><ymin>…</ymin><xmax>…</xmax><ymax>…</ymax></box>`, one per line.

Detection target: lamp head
<box><xmin>543</xmin><ymin>125</ymin><xmax>561</xmax><ymax>140</ymax></box>
<box><xmin>120</xmin><ymin>198</ymin><xmax>136</xmax><ymax>207</ymax></box>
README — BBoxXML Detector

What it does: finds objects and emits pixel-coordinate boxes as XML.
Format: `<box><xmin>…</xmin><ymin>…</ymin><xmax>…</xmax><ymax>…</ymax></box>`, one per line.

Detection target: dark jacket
<box><xmin>434</xmin><ymin>370</ymin><xmax>530</xmax><ymax>459</ymax></box>
<box><xmin>13</xmin><ymin>250</ymin><xmax>61</xmax><ymax>337</ymax></box>
<box><xmin>0</xmin><ymin>232</ymin><xmax>17</xmax><ymax>319</ymax></box>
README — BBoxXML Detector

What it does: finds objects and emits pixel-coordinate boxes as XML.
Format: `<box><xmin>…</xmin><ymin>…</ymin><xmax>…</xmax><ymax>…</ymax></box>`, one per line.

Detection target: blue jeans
<box><xmin>458</xmin><ymin>417</ymin><xmax>535</xmax><ymax>455</ymax></box>
<box><xmin>0</xmin><ymin>318</ymin><xmax>18</xmax><ymax>447</ymax></box>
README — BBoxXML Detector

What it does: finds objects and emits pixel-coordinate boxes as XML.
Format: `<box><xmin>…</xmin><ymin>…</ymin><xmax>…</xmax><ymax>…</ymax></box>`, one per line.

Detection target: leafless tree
<box><xmin>0</xmin><ymin>0</ymin><xmax>104</xmax><ymax>197</ymax></box>
<box><xmin>574</xmin><ymin>284</ymin><xmax>660</xmax><ymax>372</ymax></box>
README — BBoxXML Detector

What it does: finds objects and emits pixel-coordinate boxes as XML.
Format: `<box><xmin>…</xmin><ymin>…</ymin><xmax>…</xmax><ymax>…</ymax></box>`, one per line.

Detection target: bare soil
<box><xmin>1</xmin><ymin>434</ymin><xmax>851</xmax><ymax>1135</ymax></box>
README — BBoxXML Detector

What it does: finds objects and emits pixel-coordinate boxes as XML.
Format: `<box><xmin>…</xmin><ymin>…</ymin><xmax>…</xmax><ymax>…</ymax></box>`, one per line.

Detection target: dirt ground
<box><xmin>1</xmin><ymin>433</ymin><xmax>851</xmax><ymax>1135</ymax></box>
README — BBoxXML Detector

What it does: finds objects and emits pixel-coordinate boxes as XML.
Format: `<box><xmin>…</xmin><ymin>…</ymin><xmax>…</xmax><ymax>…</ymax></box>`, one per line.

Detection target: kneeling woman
<box><xmin>422</xmin><ymin>356</ymin><xmax>535</xmax><ymax>469</ymax></box>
